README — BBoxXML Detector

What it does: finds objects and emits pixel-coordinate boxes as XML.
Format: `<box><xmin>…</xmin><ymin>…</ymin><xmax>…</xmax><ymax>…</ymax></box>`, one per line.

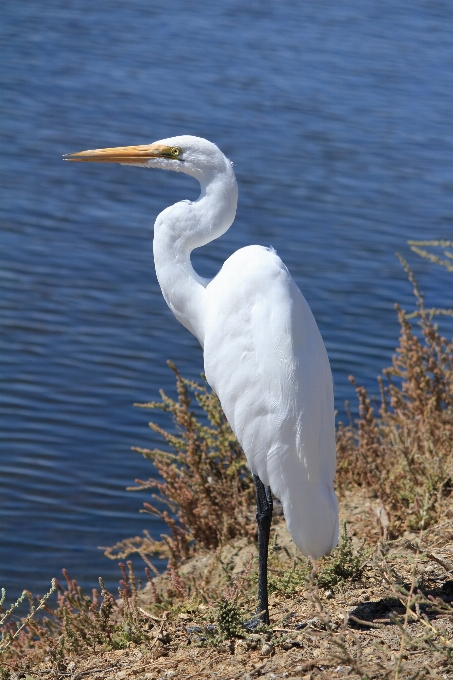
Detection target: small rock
<box><xmin>324</xmin><ymin>589</ymin><xmax>334</xmax><ymax>599</ymax></box>
<box><xmin>294</xmin><ymin>621</ymin><xmax>307</xmax><ymax>629</ymax></box>
<box><xmin>307</xmin><ymin>616</ymin><xmax>326</xmax><ymax>629</ymax></box>
<box><xmin>260</xmin><ymin>641</ymin><xmax>274</xmax><ymax>657</ymax></box>
<box><xmin>281</xmin><ymin>640</ymin><xmax>294</xmax><ymax>650</ymax></box>
<box><xmin>186</xmin><ymin>625</ymin><xmax>203</xmax><ymax>633</ymax></box>
<box><xmin>116</xmin><ymin>672</ymin><xmax>128</xmax><ymax>680</ymax></box>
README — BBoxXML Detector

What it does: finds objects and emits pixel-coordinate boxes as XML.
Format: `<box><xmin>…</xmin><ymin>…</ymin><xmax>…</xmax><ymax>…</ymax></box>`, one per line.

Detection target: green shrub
<box><xmin>316</xmin><ymin>523</ymin><xmax>368</xmax><ymax>589</ymax></box>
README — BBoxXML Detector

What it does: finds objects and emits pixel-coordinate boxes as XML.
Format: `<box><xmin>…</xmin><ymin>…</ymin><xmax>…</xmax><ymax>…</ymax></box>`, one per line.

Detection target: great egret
<box><xmin>64</xmin><ymin>136</ymin><xmax>339</xmax><ymax>625</ymax></box>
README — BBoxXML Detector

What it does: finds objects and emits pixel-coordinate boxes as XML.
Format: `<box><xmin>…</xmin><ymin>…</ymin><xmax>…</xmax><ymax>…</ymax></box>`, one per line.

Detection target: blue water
<box><xmin>1</xmin><ymin>0</ymin><xmax>452</xmax><ymax>599</ymax></box>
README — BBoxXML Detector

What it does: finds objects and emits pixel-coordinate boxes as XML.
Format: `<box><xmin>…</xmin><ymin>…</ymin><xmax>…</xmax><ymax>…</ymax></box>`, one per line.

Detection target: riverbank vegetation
<box><xmin>1</xmin><ymin>242</ymin><xmax>452</xmax><ymax>679</ymax></box>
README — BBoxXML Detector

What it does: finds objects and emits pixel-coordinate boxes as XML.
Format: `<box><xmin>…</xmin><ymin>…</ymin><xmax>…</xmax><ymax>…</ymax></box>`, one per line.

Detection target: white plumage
<box><xmin>204</xmin><ymin>244</ymin><xmax>338</xmax><ymax>558</ymax></box>
<box><xmin>65</xmin><ymin>135</ymin><xmax>339</xmax><ymax>563</ymax></box>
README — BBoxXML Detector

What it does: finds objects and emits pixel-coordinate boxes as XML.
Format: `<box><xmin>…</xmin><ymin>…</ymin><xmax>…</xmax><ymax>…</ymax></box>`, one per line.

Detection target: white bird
<box><xmin>64</xmin><ymin>136</ymin><xmax>339</xmax><ymax>625</ymax></box>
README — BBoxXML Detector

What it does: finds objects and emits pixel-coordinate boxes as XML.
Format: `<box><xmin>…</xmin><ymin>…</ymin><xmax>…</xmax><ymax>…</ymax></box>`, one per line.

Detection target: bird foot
<box><xmin>243</xmin><ymin>611</ymin><xmax>269</xmax><ymax>631</ymax></box>
<box><xmin>243</xmin><ymin>616</ymin><xmax>263</xmax><ymax>632</ymax></box>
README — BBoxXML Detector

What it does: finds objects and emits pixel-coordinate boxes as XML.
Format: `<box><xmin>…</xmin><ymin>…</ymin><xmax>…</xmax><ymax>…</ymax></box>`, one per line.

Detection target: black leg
<box><xmin>253</xmin><ymin>473</ymin><xmax>273</xmax><ymax>625</ymax></box>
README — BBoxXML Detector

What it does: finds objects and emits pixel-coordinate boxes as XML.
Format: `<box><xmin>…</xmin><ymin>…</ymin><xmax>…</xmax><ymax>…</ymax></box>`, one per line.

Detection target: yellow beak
<box><xmin>63</xmin><ymin>143</ymin><xmax>179</xmax><ymax>164</ymax></box>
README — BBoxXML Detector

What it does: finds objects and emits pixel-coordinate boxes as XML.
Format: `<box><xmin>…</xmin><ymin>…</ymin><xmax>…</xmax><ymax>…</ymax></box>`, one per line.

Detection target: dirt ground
<box><xmin>11</xmin><ymin>495</ymin><xmax>453</xmax><ymax>680</ymax></box>
<box><xmin>20</xmin><ymin>576</ymin><xmax>452</xmax><ymax>680</ymax></box>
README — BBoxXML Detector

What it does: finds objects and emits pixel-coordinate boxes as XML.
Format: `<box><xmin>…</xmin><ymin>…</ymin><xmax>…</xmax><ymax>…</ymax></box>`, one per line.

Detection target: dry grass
<box><xmin>336</xmin><ymin>255</ymin><xmax>453</xmax><ymax>539</ymax></box>
<box><xmin>408</xmin><ymin>240</ymin><xmax>453</xmax><ymax>276</ymax></box>
<box><xmin>0</xmin><ymin>564</ymin><xmax>158</xmax><ymax>670</ymax></box>
<box><xmin>1</xmin><ymin>245</ymin><xmax>452</xmax><ymax>679</ymax></box>
<box><xmin>105</xmin><ymin>362</ymin><xmax>255</xmax><ymax>569</ymax></box>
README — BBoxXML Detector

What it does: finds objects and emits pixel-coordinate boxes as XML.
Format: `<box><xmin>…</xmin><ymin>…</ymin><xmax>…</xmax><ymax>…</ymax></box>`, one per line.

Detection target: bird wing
<box><xmin>203</xmin><ymin>245</ymin><xmax>338</xmax><ymax>558</ymax></box>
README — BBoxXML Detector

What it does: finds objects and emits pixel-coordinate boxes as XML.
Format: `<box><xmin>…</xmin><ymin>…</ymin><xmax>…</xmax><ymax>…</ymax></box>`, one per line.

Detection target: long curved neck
<box><xmin>153</xmin><ymin>161</ymin><xmax>237</xmax><ymax>345</ymax></box>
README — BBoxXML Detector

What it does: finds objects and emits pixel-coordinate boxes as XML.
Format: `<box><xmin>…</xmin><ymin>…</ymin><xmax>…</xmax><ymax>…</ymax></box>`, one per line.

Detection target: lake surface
<box><xmin>1</xmin><ymin>0</ymin><xmax>452</xmax><ymax>598</ymax></box>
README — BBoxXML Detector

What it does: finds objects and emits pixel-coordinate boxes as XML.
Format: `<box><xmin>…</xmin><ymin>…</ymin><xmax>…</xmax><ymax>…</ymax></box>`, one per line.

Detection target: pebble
<box><xmin>186</xmin><ymin>625</ymin><xmax>203</xmax><ymax>633</ymax></box>
<box><xmin>260</xmin><ymin>641</ymin><xmax>274</xmax><ymax>657</ymax></box>
<box><xmin>281</xmin><ymin>640</ymin><xmax>294</xmax><ymax>650</ymax></box>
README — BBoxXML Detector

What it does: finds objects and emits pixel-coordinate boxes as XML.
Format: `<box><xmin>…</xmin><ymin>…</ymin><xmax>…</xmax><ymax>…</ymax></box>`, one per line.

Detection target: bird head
<box><xmin>63</xmin><ymin>135</ymin><xmax>231</xmax><ymax>181</ymax></box>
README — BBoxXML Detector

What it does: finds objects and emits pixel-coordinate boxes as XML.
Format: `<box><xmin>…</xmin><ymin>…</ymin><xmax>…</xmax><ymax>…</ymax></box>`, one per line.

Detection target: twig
<box><xmin>349</xmin><ymin>614</ymin><xmax>387</xmax><ymax>629</ymax></box>
<box><xmin>401</xmin><ymin>540</ymin><xmax>453</xmax><ymax>573</ymax></box>
<box><xmin>395</xmin><ymin>539</ymin><xmax>420</xmax><ymax>680</ymax></box>
<box><xmin>149</xmin><ymin>610</ymin><xmax>168</xmax><ymax>649</ymax></box>
<box><xmin>402</xmin><ymin>607</ymin><xmax>453</xmax><ymax>649</ymax></box>
<box><xmin>138</xmin><ymin>606</ymin><xmax>163</xmax><ymax>622</ymax></box>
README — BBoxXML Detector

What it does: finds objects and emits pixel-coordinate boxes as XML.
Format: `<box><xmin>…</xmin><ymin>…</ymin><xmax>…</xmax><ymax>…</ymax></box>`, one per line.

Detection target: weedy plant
<box><xmin>215</xmin><ymin>598</ymin><xmax>246</xmax><ymax>639</ymax></box>
<box><xmin>316</xmin><ymin>522</ymin><xmax>369</xmax><ymax>589</ymax></box>
<box><xmin>373</xmin><ymin>537</ymin><xmax>453</xmax><ymax>679</ymax></box>
<box><xmin>259</xmin><ymin>522</ymin><xmax>368</xmax><ymax>598</ymax></box>
<box><xmin>106</xmin><ymin>362</ymin><xmax>255</xmax><ymax>568</ymax></box>
<box><xmin>337</xmin><ymin>251</ymin><xmax>453</xmax><ymax>538</ymax></box>
<box><xmin>408</xmin><ymin>239</ymin><xmax>453</xmax><ymax>277</ymax></box>
<box><xmin>0</xmin><ymin>580</ymin><xmax>56</xmax><ymax>657</ymax></box>
<box><xmin>0</xmin><ymin>563</ymin><xmax>156</xmax><ymax>668</ymax></box>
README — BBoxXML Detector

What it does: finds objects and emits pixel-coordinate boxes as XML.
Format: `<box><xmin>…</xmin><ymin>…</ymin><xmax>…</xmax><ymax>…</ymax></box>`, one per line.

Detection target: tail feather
<box><xmin>277</xmin><ymin>477</ymin><xmax>339</xmax><ymax>559</ymax></box>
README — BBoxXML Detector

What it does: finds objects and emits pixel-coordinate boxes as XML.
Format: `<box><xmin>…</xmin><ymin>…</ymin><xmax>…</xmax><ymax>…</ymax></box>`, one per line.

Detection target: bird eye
<box><xmin>171</xmin><ymin>146</ymin><xmax>182</xmax><ymax>157</ymax></box>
